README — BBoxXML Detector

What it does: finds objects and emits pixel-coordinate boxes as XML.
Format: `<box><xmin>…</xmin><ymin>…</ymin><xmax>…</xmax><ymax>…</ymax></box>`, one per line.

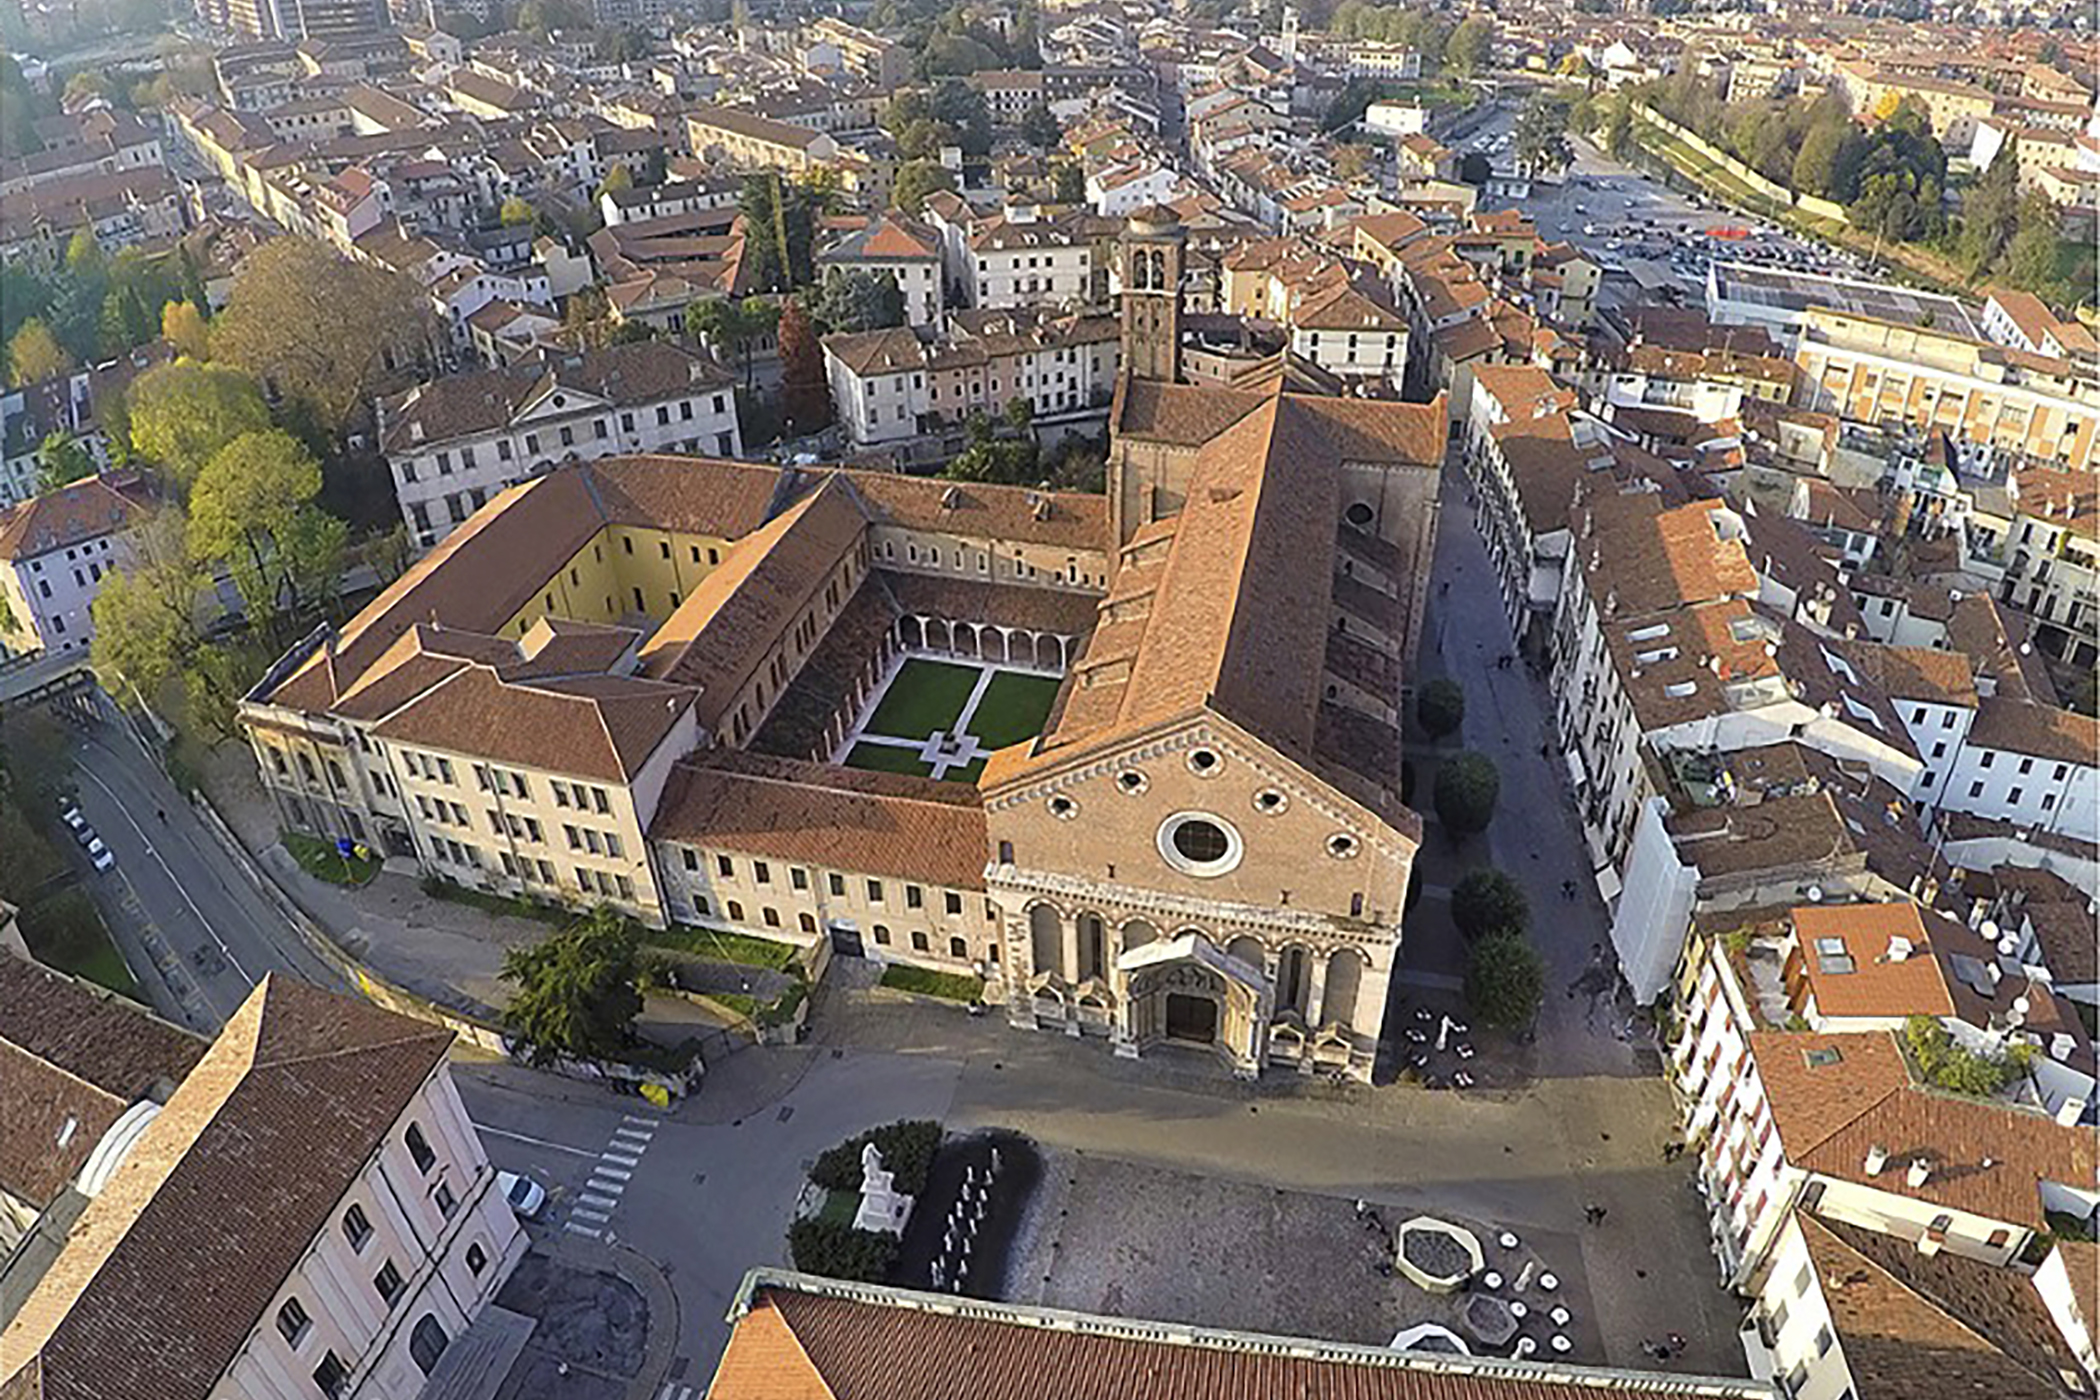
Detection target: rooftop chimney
<box><xmin>1906</xmin><ymin>1158</ymin><xmax>1931</xmax><ymax>1189</ymax></box>
<box><xmin>1864</xmin><ymin>1145</ymin><xmax>1889</xmax><ymax>1176</ymax></box>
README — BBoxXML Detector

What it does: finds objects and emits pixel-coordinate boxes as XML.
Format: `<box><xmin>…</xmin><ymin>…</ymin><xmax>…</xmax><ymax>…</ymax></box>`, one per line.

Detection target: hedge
<box><xmin>809</xmin><ymin>1119</ymin><xmax>942</xmax><ymax>1195</ymax></box>
<box><xmin>787</xmin><ymin>1217</ymin><xmax>897</xmax><ymax>1282</ymax></box>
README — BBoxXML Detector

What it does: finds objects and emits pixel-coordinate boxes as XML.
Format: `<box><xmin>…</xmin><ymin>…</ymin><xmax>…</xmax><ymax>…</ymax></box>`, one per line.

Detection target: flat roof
<box><xmin>1709</xmin><ymin>261</ymin><xmax>1983</xmax><ymax>339</ymax></box>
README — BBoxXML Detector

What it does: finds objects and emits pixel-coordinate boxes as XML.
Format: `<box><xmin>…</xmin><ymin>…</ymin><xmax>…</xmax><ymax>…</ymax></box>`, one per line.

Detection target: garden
<box><xmin>841</xmin><ymin>657</ymin><xmax>1062</xmax><ymax>783</ymax></box>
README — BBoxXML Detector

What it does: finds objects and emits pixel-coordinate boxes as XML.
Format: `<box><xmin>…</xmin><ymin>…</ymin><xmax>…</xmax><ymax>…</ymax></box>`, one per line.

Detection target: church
<box><xmin>238</xmin><ymin>210</ymin><xmax>1445</xmax><ymax>1083</ymax></box>
<box><xmin>982</xmin><ymin>206</ymin><xmax>1444</xmax><ymax>1079</ymax></box>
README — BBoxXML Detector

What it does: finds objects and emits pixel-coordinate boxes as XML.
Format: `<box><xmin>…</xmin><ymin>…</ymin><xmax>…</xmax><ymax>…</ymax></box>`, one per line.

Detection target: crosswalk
<box><xmin>564</xmin><ymin>1113</ymin><xmax>657</xmax><ymax>1239</ymax></box>
<box><xmin>657</xmin><ymin>1386</ymin><xmax>696</xmax><ymax>1400</ymax></box>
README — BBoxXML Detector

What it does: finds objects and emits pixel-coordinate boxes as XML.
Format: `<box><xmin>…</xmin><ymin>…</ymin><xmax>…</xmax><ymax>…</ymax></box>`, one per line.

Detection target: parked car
<box><xmin>60</xmin><ymin>803</ymin><xmax>85</xmax><ymax>833</ymax></box>
<box><xmin>83</xmin><ymin>835</ymin><xmax>114</xmax><ymax>872</ymax></box>
<box><xmin>496</xmin><ymin>1171</ymin><xmax>547</xmax><ymax>1219</ymax></box>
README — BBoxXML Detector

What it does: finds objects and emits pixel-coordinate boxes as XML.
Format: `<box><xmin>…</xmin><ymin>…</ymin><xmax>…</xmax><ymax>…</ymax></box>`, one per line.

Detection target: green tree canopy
<box><xmin>893</xmin><ymin>159</ymin><xmax>959</xmax><ymax>216</ymax></box>
<box><xmin>1466</xmin><ymin>930</ymin><xmax>1544</xmax><ymax>1029</ymax></box>
<box><xmin>35</xmin><ymin>432</ymin><xmax>95</xmax><ymax>493</ymax></box>
<box><xmin>1434</xmin><ymin>750</ymin><xmax>1501</xmax><ymax>838</ymax></box>
<box><xmin>1450</xmin><ymin>868</ymin><xmax>1529</xmax><ymax>942</ymax></box>
<box><xmin>7</xmin><ymin>318</ymin><xmax>72</xmax><ymax>386</ymax></box>
<box><xmin>501</xmin><ymin>909</ymin><xmax>646</xmax><ymax>1063</ymax></box>
<box><xmin>1416</xmin><ymin>677</ymin><xmax>1465</xmax><ymax>739</ymax></box>
<box><xmin>1446</xmin><ymin>15</ymin><xmax>1494</xmax><ymax>75</ymax></box>
<box><xmin>811</xmin><ymin>268</ymin><xmax>906</xmax><ymax>334</ymax></box>
<box><xmin>187</xmin><ymin>429</ymin><xmax>337</xmax><ymax>629</ymax></box>
<box><xmin>125</xmin><ymin>360</ymin><xmax>271</xmax><ymax>486</ymax></box>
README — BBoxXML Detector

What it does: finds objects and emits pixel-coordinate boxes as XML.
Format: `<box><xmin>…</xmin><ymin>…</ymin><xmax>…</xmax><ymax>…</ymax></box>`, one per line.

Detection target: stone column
<box><xmin>1061</xmin><ymin>914</ymin><xmax>1083</xmax><ymax>1035</ymax></box>
<box><xmin>1305</xmin><ymin>950</ymin><xmax>1330</xmax><ymax>1027</ymax></box>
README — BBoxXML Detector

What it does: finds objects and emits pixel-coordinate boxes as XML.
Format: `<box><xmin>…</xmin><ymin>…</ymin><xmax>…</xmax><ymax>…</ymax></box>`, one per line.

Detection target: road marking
<box><xmin>621</xmin><ymin>1114</ymin><xmax>658</xmax><ymax>1126</ymax></box>
<box><xmin>591</xmin><ymin>1164</ymin><xmax>632</xmax><ymax>1181</ymax></box>
<box><xmin>613</xmin><ymin>1123</ymin><xmax>654</xmax><ymax>1140</ymax></box>
<box><xmin>75</xmin><ymin>759</ymin><xmax>254</xmax><ymax>987</ymax></box>
<box><xmin>601</xmin><ymin>1151</ymin><xmax>641</xmax><ymax>1168</ymax></box>
<box><xmin>588</xmin><ymin>1178</ymin><xmax>628</xmax><ymax>1198</ymax></box>
<box><xmin>474</xmin><ymin>1124</ymin><xmax>599</xmax><ymax>1158</ymax></box>
<box><xmin>660</xmin><ymin>1387</ymin><xmax>695</xmax><ymax>1400</ymax></box>
<box><xmin>578</xmin><ymin>1193</ymin><xmax>620</xmax><ymax>1210</ymax></box>
<box><xmin>564</xmin><ymin>1223</ymin><xmax>602</xmax><ymax>1238</ymax></box>
<box><xmin>571</xmin><ymin>1206</ymin><xmax>610</xmax><ymax>1223</ymax></box>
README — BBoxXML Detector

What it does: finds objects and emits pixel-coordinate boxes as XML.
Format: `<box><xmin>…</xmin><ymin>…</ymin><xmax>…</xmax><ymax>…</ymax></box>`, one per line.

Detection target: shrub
<box><xmin>1904</xmin><ymin>1014</ymin><xmax>2025</xmax><ymax>1096</ymax></box>
<box><xmin>1434</xmin><ymin>751</ymin><xmax>1501</xmax><ymax>838</ymax></box>
<box><xmin>1466</xmin><ymin>930</ymin><xmax>1545</xmax><ymax>1031</ymax></box>
<box><xmin>1417</xmin><ymin>678</ymin><xmax>1466</xmax><ymax>740</ymax></box>
<box><xmin>809</xmin><ymin>1120</ymin><xmax>943</xmax><ymax>1194</ymax></box>
<box><xmin>1450</xmin><ymin>868</ymin><xmax>1529</xmax><ymax>942</ymax></box>
<box><xmin>787</xmin><ymin>1217</ymin><xmax>897</xmax><ymax>1282</ymax></box>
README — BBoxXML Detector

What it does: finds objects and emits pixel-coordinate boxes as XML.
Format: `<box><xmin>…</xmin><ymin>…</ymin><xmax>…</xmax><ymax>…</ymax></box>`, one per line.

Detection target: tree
<box><xmin>1791</xmin><ymin>120</ymin><xmax>1856</xmax><ymax>201</ymax></box>
<box><xmin>2003</xmin><ymin>196</ymin><xmax>2065</xmax><ymax>296</ymax></box>
<box><xmin>1332</xmin><ymin>143</ymin><xmax>1371</xmax><ymax>182</ymax></box>
<box><xmin>501</xmin><ymin>909</ymin><xmax>646</xmax><ymax>1063</ymax></box>
<box><xmin>187</xmin><ymin>429</ymin><xmax>332</xmax><ymax>629</ymax></box>
<box><xmin>893</xmin><ymin>159</ymin><xmax>959</xmax><ymax>216</ymax></box>
<box><xmin>1458</xmin><ymin>151</ymin><xmax>1492</xmax><ymax>186</ymax></box>
<box><xmin>210</xmin><ymin>237</ymin><xmax>430</xmax><ymax>433</ymax></box>
<box><xmin>1513</xmin><ymin>99</ymin><xmax>1572</xmax><ymax>180</ymax></box>
<box><xmin>1323</xmin><ymin>78</ymin><xmax>1379</xmax><ymax>134</ymax></box>
<box><xmin>517</xmin><ymin>0</ymin><xmax>587</xmax><ymax>32</ymax></box>
<box><xmin>7</xmin><ymin>319</ymin><xmax>72</xmax><ymax>386</ymax></box>
<box><xmin>595</xmin><ymin>163</ymin><xmax>634</xmax><ymax>205</ymax></box>
<box><xmin>125</xmin><ymin>360</ymin><xmax>271</xmax><ymax>486</ymax></box>
<box><xmin>812</xmin><ymin>268</ymin><xmax>905</xmax><ymax>334</ymax></box>
<box><xmin>90</xmin><ymin>507</ymin><xmax>209</xmax><ymax>702</ymax></box>
<box><xmin>1434</xmin><ymin>751</ymin><xmax>1500</xmax><ymax>838</ymax></box>
<box><xmin>684</xmin><ymin>296</ymin><xmax>779</xmax><ymax>391</ymax></box>
<box><xmin>35</xmin><ymin>432</ymin><xmax>95</xmax><ymax>492</ymax></box>
<box><xmin>1416</xmin><ymin>677</ymin><xmax>1465</xmax><ymax>739</ymax></box>
<box><xmin>777</xmin><ymin>298</ymin><xmax>830</xmax><ymax>434</ymax></box>
<box><xmin>928</xmin><ymin>80</ymin><xmax>993</xmax><ymax>156</ymax></box>
<box><xmin>176</xmin><ymin>245</ymin><xmax>211</xmax><ymax>320</ymax></box>
<box><xmin>1050</xmin><ymin>161</ymin><xmax>1084</xmax><ymax>205</ymax></box>
<box><xmin>1465</xmin><ymin>930</ymin><xmax>1544</xmax><ymax>1030</ymax></box>
<box><xmin>499</xmin><ymin>195</ymin><xmax>537</xmax><ymax>226</ymax></box>
<box><xmin>161</xmin><ymin>300</ymin><xmax>210</xmax><ymax>359</ymax></box>
<box><xmin>1450</xmin><ymin>868</ymin><xmax>1529</xmax><ymax>942</ymax></box>
<box><xmin>1018</xmin><ymin>102</ymin><xmax>1062</xmax><ymax>149</ymax></box>
<box><xmin>737</xmin><ymin>173</ymin><xmax>830</xmax><ymax>291</ymax></box>
<box><xmin>1446</xmin><ymin>15</ymin><xmax>1494</xmax><ymax>76</ymax></box>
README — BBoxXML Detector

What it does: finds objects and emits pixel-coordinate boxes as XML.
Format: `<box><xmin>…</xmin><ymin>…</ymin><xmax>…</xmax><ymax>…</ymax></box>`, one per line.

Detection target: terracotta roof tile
<box><xmin>1</xmin><ymin>978</ymin><xmax>452</xmax><ymax>1400</ymax></box>
<box><xmin>0</xmin><ymin>476</ymin><xmax>144</xmax><ymax>561</ymax></box>
<box><xmin>651</xmin><ymin>751</ymin><xmax>987</xmax><ymax>891</ymax></box>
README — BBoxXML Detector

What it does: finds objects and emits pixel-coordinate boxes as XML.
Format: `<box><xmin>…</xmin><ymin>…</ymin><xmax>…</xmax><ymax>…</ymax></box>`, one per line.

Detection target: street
<box><xmin>65</xmin><ymin>713</ymin><xmax>346</xmax><ymax>1029</ymax></box>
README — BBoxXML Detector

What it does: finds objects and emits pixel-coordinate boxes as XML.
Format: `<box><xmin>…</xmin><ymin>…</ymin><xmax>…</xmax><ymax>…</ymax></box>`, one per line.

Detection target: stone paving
<box><xmin>1006</xmin><ymin>1151</ymin><xmax>1610</xmax><ymax>1364</ymax></box>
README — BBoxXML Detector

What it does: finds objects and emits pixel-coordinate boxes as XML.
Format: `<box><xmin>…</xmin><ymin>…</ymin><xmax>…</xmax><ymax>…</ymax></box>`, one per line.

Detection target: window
<box><xmin>276</xmin><ymin>1297</ymin><xmax>312</xmax><ymax>1347</ymax></box>
<box><xmin>343</xmin><ymin>1204</ymin><xmax>373</xmax><ymax>1251</ymax></box>
<box><xmin>466</xmin><ymin>1241</ymin><xmax>488</xmax><ymax>1275</ymax></box>
<box><xmin>911</xmin><ymin>930</ymin><xmax>929</xmax><ymax>951</ymax></box>
<box><xmin>682</xmin><ymin>847</ymin><xmax>698</xmax><ymax>871</ymax></box>
<box><xmin>828</xmin><ymin>873</ymin><xmax>846</xmax><ymax>897</ymax></box>
<box><xmin>873</xmin><ymin>924</ymin><xmax>890</xmax><ymax>944</ymax></box>
<box><xmin>1969</xmin><ymin>780</ymin><xmax>1985</xmax><ymax>798</ymax></box>
<box><xmin>906</xmin><ymin>885</ymin><xmax>923</xmax><ymax>909</ymax></box>
<box><xmin>945</xmin><ymin>891</ymin><xmax>963</xmax><ymax>915</ymax></box>
<box><xmin>405</xmin><ymin>1122</ymin><xmax>436</xmax><ymax>1172</ymax></box>
<box><xmin>314</xmin><ymin>1351</ymin><xmax>350</xmax><ymax>1399</ymax></box>
<box><xmin>435</xmin><ymin>1181</ymin><xmax>457</xmax><ymax>1218</ymax></box>
<box><xmin>606</xmin><ymin>833</ymin><xmax>624</xmax><ymax>859</ymax></box>
<box><xmin>867</xmin><ymin>879</ymin><xmax>884</xmax><ymax>903</ymax></box>
<box><xmin>791</xmin><ymin>868</ymin><xmax>809</xmax><ymax>891</ymax></box>
<box><xmin>754</xmin><ymin>860</ymin><xmax>771</xmax><ymax>884</ymax></box>
<box><xmin>375</xmin><ymin>1258</ymin><xmax>407</xmax><ymax>1306</ymax></box>
<box><xmin>1981</xmin><ymin>751</ymin><xmax>1996</xmax><ymax>768</ymax></box>
<box><xmin>763</xmin><ymin>906</ymin><xmax>781</xmax><ymax>928</ymax></box>
<box><xmin>409</xmin><ymin>1315</ymin><xmax>450</xmax><ymax>1376</ymax></box>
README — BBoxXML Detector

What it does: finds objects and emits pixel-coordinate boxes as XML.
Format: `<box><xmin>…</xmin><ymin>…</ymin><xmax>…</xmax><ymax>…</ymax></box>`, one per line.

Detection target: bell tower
<box><xmin>1119</xmin><ymin>205</ymin><xmax>1185</xmax><ymax>384</ymax></box>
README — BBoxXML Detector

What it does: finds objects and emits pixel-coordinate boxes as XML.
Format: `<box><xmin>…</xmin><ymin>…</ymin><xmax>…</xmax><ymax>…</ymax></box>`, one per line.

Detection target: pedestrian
<box><xmin>1582</xmin><ymin>1204</ymin><xmax>1605</xmax><ymax>1225</ymax></box>
<box><xmin>1667</xmin><ymin>1332</ymin><xmax>1686</xmax><ymax>1355</ymax></box>
<box><xmin>1440</xmin><ymin>580</ymin><xmax>1450</xmax><ymax>596</ymax></box>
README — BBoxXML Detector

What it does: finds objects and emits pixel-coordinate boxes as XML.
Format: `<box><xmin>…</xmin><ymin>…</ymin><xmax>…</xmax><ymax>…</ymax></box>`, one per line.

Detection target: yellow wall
<box><xmin>498</xmin><ymin>524</ymin><xmax>738</xmax><ymax>638</ymax></box>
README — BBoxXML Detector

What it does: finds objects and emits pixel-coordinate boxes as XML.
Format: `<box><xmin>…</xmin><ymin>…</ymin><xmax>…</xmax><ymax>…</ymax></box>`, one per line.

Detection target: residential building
<box><xmin>684</xmin><ymin>104</ymin><xmax>840</xmax><ymax>175</ymax></box>
<box><xmin>0</xmin><ymin>475</ymin><xmax>145</xmax><ymax>658</ymax></box>
<box><xmin>0</xmin><ymin>971</ymin><xmax>526</xmax><ymax>1400</ymax></box>
<box><xmin>965</xmin><ymin>207</ymin><xmax>1100</xmax><ymax>311</ymax></box>
<box><xmin>378</xmin><ymin>343</ymin><xmax>741</xmax><ymax>548</ymax></box>
<box><xmin>815</xmin><ymin>214</ymin><xmax>945</xmax><ymax>328</ymax></box>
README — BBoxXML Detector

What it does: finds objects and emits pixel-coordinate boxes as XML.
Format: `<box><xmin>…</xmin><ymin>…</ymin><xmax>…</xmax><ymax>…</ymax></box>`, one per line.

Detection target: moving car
<box><xmin>497</xmin><ymin>1171</ymin><xmax>547</xmax><ymax>1219</ymax></box>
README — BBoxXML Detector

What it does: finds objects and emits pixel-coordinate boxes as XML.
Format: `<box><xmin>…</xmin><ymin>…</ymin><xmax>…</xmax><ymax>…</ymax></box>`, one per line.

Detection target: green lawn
<box><xmin>965</xmin><ymin>670</ymin><xmax>1061</xmax><ymax>749</ymax></box>
<box><xmin>879</xmin><ymin>963</ymin><xmax>985</xmax><ymax>1002</ymax></box>
<box><xmin>816</xmin><ymin>1188</ymin><xmax>859</xmax><ymax>1226</ymax></box>
<box><xmin>649</xmin><ymin>924</ymin><xmax>803</xmax><ymax>971</ymax></box>
<box><xmin>284</xmin><ymin>830</ymin><xmax>380</xmax><ymax>886</ymax></box>
<box><xmin>946</xmin><ymin>756</ymin><xmax>987</xmax><ymax>785</ymax></box>
<box><xmin>845</xmin><ymin>742</ymin><xmax>935</xmax><ymax>777</ymax></box>
<box><xmin>865</xmin><ymin>659</ymin><xmax>980</xmax><ymax>739</ymax></box>
<box><xmin>20</xmin><ymin>890</ymin><xmax>139</xmax><ymax>1000</ymax></box>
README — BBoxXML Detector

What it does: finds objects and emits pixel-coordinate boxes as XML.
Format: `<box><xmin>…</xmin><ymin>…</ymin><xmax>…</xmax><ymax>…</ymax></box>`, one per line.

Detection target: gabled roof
<box><xmin>0</xmin><ymin>476</ymin><xmax>144</xmax><ymax>562</ymax></box>
<box><xmin>707</xmin><ymin>1270</ymin><xmax>1781</xmax><ymax>1400</ymax></box>
<box><xmin>0</xmin><ymin>978</ymin><xmax>452</xmax><ymax>1400</ymax></box>
<box><xmin>1796</xmin><ymin>1214</ymin><xmax>2084</xmax><ymax>1400</ymax></box>
<box><xmin>818</xmin><ymin>213</ymin><xmax>939</xmax><ymax>264</ymax></box>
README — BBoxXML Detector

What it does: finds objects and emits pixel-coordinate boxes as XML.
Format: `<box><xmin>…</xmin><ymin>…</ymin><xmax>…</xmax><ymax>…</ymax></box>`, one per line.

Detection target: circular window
<box><xmin>1048</xmin><ymin>794</ymin><xmax>1079</xmax><ymax>820</ymax></box>
<box><xmin>1157</xmin><ymin>812</ymin><xmax>1243</xmax><ymax>877</ymax></box>
<box><xmin>1252</xmin><ymin>788</ymin><xmax>1288</xmax><ymax>815</ymax></box>
<box><xmin>1187</xmin><ymin>748</ymin><xmax>1222</xmax><ymax>776</ymax></box>
<box><xmin>1345</xmin><ymin>501</ymin><xmax>1375</xmax><ymax>528</ymax></box>
<box><xmin>1327</xmin><ymin>832</ymin><xmax>1360</xmax><ymax>860</ymax></box>
<box><xmin>1116</xmin><ymin>769</ymin><xmax>1148</xmax><ymax>795</ymax></box>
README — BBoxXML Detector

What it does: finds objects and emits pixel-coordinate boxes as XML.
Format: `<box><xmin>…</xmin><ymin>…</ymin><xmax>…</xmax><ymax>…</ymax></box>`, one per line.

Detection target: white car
<box><xmin>84</xmin><ymin>836</ymin><xmax>114</xmax><ymax>872</ymax></box>
<box><xmin>60</xmin><ymin>805</ymin><xmax>85</xmax><ymax>833</ymax></box>
<box><xmin>497</xmin><ymin>1171</ymin><xmax>546</xmax><ymax>1219</ymax></box>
